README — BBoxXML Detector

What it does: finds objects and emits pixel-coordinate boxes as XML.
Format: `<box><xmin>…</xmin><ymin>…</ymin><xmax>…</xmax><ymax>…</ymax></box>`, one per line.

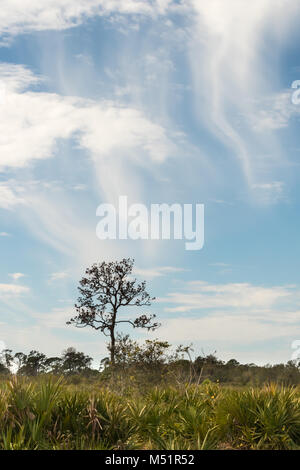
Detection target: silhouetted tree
<box><xmin>67</xmin><ymin>258</ymin><xmax>159</xmax><ymax>365</ymax></box>
<box><xmin>44</xmin><ymin>357</ymin><xmax>62</xmax><ymax>374</ymax></box>
<box><xmin>61</xmin><ymin>347</ymin><xmax>92</xmax><ymax>374</ymax></box>
<box><xmin>226</xmin><ymin>359</ymin><xmax>240</xmax><ymax>367</ymax></box>
<box><xmin>14</xmin><ymin>352</ymin><xmax>27</xmax><ymax>372</ymax></box>
<box><xmin>17</xmin><ymin>350</ymin><xmax>47</xmax><ymax>376</ymax></box>
<box><xmin>0</xmin><ymin>349</ymin><xmax>11</xmax><ymax>374</ymax></box>
<box><xmin>1</xmin><ymin>349</ymin><xmax>13</xmax><ymax>369</ymax></box>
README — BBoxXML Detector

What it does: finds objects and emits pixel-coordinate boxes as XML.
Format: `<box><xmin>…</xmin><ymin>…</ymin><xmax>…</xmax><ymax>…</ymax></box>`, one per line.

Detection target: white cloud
<box><xmin>0</xmin><ymin>321</ymin><xmax>107</xmax><ymax>364</ymax></box>
<box><xmin>0</xmin><ymin>63</ymin><xmax>173</xmax><ymax>173</ymax></box>
<box><xmin>0</xmin><ymin>283</ymin><xmax>29</xmax><ymax>296</ymax></box>
<box><xmin>209</xmin><ymin>199</ymin><xmax>234</xmax><ymax>205</ymax></box>
<box><xmin>160</xmin><ymin>281</ymin><xmax>292</xmax><ymax>312</ymax></box>
<box><xmin>0</xmin><ymin>63</ymin><xmax>40</xmax><ymax>92</ymax></box>
<box><xmin>209</xmin><ymin>262</ymin><xmax>230</xmax><ymax>267</ymax></box>
<box><xmin>0</xmin><ymin>232</ymin><xmax>10</xmax><ymax>237</ymax></box>
<box><xmin>248</xmin><ymin>92</ymin><xmax>297</xmax><ymax>131</ymax></box>
<box><xmin>152</xmin><ymin>313</ymin><xmax>300</xmax><ymax>345</ymax></box>
<box><xmin>0</xmin><ymin>304</ymin><xmax>109</xmax><ymax>365</ymax></box>
<box><xmin>72</xmin><ymin>184</ymin><xmax>87</xmax><ymax>191</ymax></box>
<box><xmin>31</xmin><ymin>307</ymin><xmax>73</xmax><ymax>329</ymax></box>
<box><xmin>149</xmin><ymin>280</ymin><xmax>300</xmax><ymax>362</ymax></box>
<box><xmin>9</xmin><ymin>273</ymin><xmax>25</xmax><ymax>281</ymax></box>
<box><xmin>49</xmin><ymin>271</ymin><xmax>70</xmax><ymax>281</ymax></box>
<box><xmin>134</xmin><ymin>266</ymin><xmax>186</xmax><ymax>279</ymax></box>
<box><xmin>0</xmin><ymin>0</ymin><xmax>174</xmax><ymax>38</ymax></box>
<box><xmin>0</xmin><ymin>183</ymin><xmax>25</xmax><ymax>209</ymax></box>
<box><xmin>252</xmin><ymin>181</ymin><xmax>285</xmax><ymax>204</ymax></box>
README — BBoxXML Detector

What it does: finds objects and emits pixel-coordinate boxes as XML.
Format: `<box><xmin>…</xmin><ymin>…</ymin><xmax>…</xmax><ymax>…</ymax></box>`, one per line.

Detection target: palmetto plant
<box><xmin>0</xmin><ymin>376</ymin><xmax>300</xmax><ymax>450</ymax></box>
<box><xmin>214</xmin><ymin>384</ymin><xmax>300</xmax><ymax>449</ymax></box>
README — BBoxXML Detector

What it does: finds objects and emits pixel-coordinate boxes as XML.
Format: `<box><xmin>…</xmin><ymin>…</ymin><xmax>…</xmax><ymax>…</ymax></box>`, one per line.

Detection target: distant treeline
<box><xmin>1</xmin><ymin>337</ymin><xmax>300</xmax><ymax>387</ymax></box>
<box><xmin>0</xmin><ymin>347</ymin><xmax>93</xmax><ymax>376</ymax></box>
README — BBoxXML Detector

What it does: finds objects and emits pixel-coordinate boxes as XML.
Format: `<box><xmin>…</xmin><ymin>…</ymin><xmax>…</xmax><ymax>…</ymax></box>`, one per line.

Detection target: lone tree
<box><xmin>67</xmin><ymin>258</ymin><xmax>159</xmax><ymax>365</ymax></box>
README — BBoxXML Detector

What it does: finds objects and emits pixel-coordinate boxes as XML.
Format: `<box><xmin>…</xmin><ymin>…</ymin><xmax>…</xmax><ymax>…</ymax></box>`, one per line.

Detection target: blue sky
<box><xmin>1</xmin><ymin>0</ymin><xmax>300</xmax><ymax>365</ymax></box>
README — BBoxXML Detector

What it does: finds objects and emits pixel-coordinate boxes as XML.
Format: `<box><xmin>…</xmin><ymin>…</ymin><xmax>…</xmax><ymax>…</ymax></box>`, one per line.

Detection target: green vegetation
<box><xmin>0</xmin><ymin>376</ymin><xmax>300</xmax><ymax>450</ymax></box>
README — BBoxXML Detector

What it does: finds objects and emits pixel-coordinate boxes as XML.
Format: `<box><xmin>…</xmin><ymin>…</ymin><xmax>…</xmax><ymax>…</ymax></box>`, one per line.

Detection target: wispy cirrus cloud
<box><xmin>188</xmin><ymin>0</ymin><xmax>300</xmax><ymax>201</ymax></box>
<box><xmin>0</xmin><ymin>0</ymin><xmax>176</xmax><ymax>39</ymax></box>
<box><xmin>0</xmin><ymin>62</ymin><xmax>177</xmax><ymax>262</ymax></box>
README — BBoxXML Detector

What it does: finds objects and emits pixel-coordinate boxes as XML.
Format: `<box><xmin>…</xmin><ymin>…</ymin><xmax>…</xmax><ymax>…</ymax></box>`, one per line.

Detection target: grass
<box><xmin>0</xmin><ymin>376</ymin><xmax>300</xmax><ymax>449</ymax></box>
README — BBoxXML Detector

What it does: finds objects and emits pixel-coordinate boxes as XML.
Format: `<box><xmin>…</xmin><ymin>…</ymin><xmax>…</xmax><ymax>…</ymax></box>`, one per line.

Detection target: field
<box><xmin>1</xmin><ymin>376</ymin><xmax>300</xmax><ymax>450</ymax></box>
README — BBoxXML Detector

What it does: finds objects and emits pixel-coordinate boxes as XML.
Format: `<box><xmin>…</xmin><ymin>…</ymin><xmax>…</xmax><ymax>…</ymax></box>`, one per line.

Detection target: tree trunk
<box><xmin>110</xmin><ymin>309</ymin><xmax>117</xmax><ymax>366</ymax></box>
<box><xmin>110</xmin><ymin>328</ymin><xmax>115</xmax><ymax>366</ymax></box>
